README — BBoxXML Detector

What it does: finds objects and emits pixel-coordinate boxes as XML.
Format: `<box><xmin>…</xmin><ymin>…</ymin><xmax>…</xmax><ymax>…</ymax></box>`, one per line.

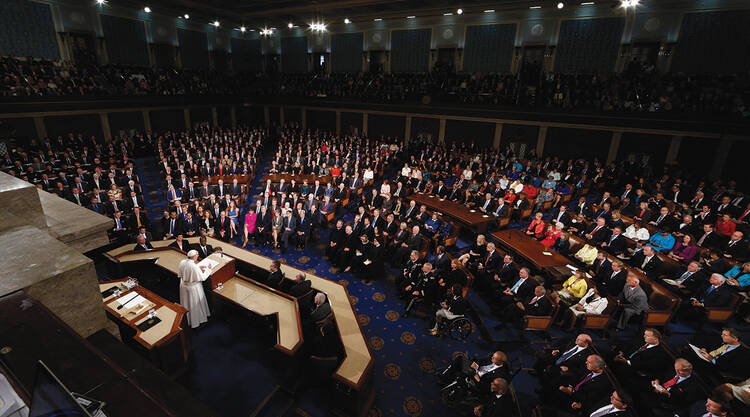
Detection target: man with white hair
<box><xmin>680</xmin><ymin>273</ymin><xmax>733</xmax><ymax>322</ymax></box>
<box><xmin>615</xmin><ymin>273</ymin><xmax>649</xmax><ymax>331</ymax></box>
<box><xmin>178</xmin><ymin>249</ymin><xmax>213</xmax><ymax>328</ymax></box>
<box><xmin>308</xmin><ymin>292</ymin><xmax>331</xmax><ymax>323</ymax></box>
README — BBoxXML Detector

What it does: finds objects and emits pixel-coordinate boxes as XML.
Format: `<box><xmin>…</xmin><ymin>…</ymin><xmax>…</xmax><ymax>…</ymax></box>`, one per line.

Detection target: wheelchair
<box><xmin>436</xmin><ymin>315</ymin><xmax>473</xmax><ymax>341</ymax></box>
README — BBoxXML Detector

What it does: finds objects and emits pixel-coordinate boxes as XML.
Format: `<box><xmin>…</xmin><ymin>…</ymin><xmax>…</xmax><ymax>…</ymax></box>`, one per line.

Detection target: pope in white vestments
<box><xmin>178</xmin><ymin>250</ymin><xmax>212</xmax><ymax>328</ymax></box>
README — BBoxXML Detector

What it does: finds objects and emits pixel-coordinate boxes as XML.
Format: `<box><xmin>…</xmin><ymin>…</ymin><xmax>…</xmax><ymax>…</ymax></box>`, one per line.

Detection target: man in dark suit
<box><xmin>295</xmin><ymin>209</ymin><xmax>311</xmax><ymax>249</ymax></box>
<box><xmin>680</xmin><ymin>273</ymin><xmax>733</xmax><ymax>322</ymax></box>
<box><xmin>550</xmin><ymin>204</ymin><xmax>572</xmax><ymax>228</ymax></box>
<box><xmin>394</xmin><ymin>226</ymin><xmax>423</xmax><ymax>266</ymax></box>
<box><xmin>492</xmin><ymin>198</ymin><xmax>510</xmax><ymax>219</ymax></box>
<box><xmin>195</xmin><ymin>235</ymin><xmax>213</xmax><ymax>258</ymax></box>
<box><xmin>496</xmin><ymin>285</ymin><xmax>552</xmax><ymax>326</ymax></box>
<box><xmin>493</xmin><ymin>254</ymin><xmax>520</xmax><ymax>290</ymax></box>
<box><xmin>475</xmin><ymin>242</ymin><xmax>501</xmax><ymax>290</ymax></box>
<box><xmin>644</xmin><ymin>358</ymin><xmax>702</xmax><ymax>417</ymax></box>
<box><xmin>534</xmin><ymin>333</ymin><xmax>593</xmax><ymax>384</ymax></box>
<box><xmin>286</xmin><ymin>272</ymin><xmax>312</xmax><ymax>297</ymax></box>
<box><xmin>586</xmin><ymin>218</ymin><xmax>612</xmax><ymax>245</ymax></box>
<box><xmin>326</xmin><ymin>220</ymin><xmax>346</xmax><ymax>259</ymax></box>
<box><xmin>660</xmin><ymin>261</ymin><xmax>705</xmax><ymax>295</ymax></box>
<box><xmin>472</xmin><ymin>377</ymin><xmax>514</xmax><ymax>417</ymax></box>
<box><xmin>687</xmin><ymin>395</ymin><xmax>730</xmax><ymax>417</ymax></box>
<box><xmin>163</xmin><ymin>211</ymin><xmax>183</xmax><ymax>240</ymax></box>
<box><xmin>690</xmin><ymin>328</ymin><xmax>750</xmax><ymax>384</ymax></box>
<box><xmin>587</xmin><ymin>391</ymin><xmax>632</xmax><ymax>417</ymax></box>
<box><xmin>439</xmin><ymin>351</ymin><xmax>512</xmax><ymax>395</ymax></box>
<box><xmin>215</xmin><ymin>211</ymin><xmax>233</xmax><ymax>242</ymax></box>
<box><xmin>722</xmin><ymin>231</ymin><xmax>748</xmax><ymax>261</ymax></box>
<box><xmin>266</xmin><ymin>260</ymin><xmax>285</xmax><ymax>289</ymax></box>
<box><xmin>695</xmin><ymin>223</ymin><xmax>722</xmax><ymax>249</ymax></box>
<box><xmin>611</xmin><ymin>328</ymin><xmax>671</xmax><ymax>382</ymax></box>
<box><xmin>133</xmin><ymin>235</ymin><xmax>153</xmax><ymax>251</ymax></box>
<box><xmin>601</xmin><ymin>226</ymin><xmax>626</xmax><ymax>255</ymax></box>
<box><xmin>629</xmin><ymin>245</ymin><xmax>663</xmax><ymax>278</ymax></box>
<box><xmin>495</xmin><ymin>267</ymin><xmax>537</xmax><ymax>309</ymax></box>
<box><xmin>254</xmin><ymin>206</ymin><xmax>272</xmax><ymax>246</ymax></box>
<box><xmin>432</xmin><ymin>245</ymin><xmax>451</xmax><ymax>276</ymax></box>
<box><xmin>549</xmin><ymin>355</ymin><xmax>611</xmax><ymax>415</ymax></box>
<box><xmin>128</xmin><ymin>207</ymin><xmax>150</xmax><ymax>231</ymax></box>
<box><xmin>168</xmin><ymin>234</ymin><xmax>190</xmax><ymax>252</ymax></box>
<box><xmin>307</xmin><ymin>292</ymin><xmax>331</xmax><ymax>323</ymax></box>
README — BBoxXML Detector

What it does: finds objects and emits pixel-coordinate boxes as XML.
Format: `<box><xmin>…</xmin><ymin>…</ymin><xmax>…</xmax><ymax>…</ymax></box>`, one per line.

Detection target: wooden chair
<box><xmin>705</xmin><ymin>292</ymin><xmax>742</xmax><ymax>324</ymax></box>
<box><xmin>641</xmin><ymin>282</ymin><xmax>681</xmax><ymax>329</ymax></box>
<box><xmin>580</xmin><ymin>296</ymin><xmax>619</xmax><ymax>336</ymax></box>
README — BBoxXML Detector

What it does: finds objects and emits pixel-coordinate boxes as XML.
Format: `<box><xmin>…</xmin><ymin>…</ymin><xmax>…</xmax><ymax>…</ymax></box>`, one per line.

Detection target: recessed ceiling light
<box><xmin>443</xmin><ymin>12</ymin><xmax>453</xmax><ymax>16</ymax></box>
<box><xmin>373</xmin><ymin>18</ymin><xmax>382</xmax><ymax>21</ymax></box>
<box><xmin>95</xmin><ymin>0</ymin><xmax>106</xmax><ymax>5</ymax></box>
<box><xmin>557</xmin><ymin>2</ymin><xmax>564</xmax><ymax>8</ymax></box>
<box><xmin>456</xmin><ymin>8</ymin><xmax>463</xmax><ymax>14</ymax></box>
<box><xmin>240</xmin><ymin>26</ymin><xmax>246</xmax><ymax>32</ymax></box>
<box><xmin>143</xmin><ymin>6</ymin><xmax>151</xmax><ymax>13</ymax></box>
<box><xmin>344</xmin><ymin>18</ymin><xmax>351</xmax><ymax>24</ymax></box>
<box><xmin>406</xmin><ymin>15</ymin><xmax>416</xmax><ymax>19</ymax></box>
<box><xmin>184</xmin><ymin>13</ymin><xmax>189</xmax><ymax>19</ymax></box>
<box><xmin>213</xmin><ymin>20</ymin><xmax>220</xmax><ymax>27</ymax></box>
<box><xmin>483</xmin><ymin>9</ymin><xmax>495</xmax><ymax>13</ymax></box>
<box><xmin>580</xmin><ymin>1</ymin><xmax>595</xmax><ymax>4</ymax></box>
<box><xmin>530</xmin><ymin>5</ymin><xmax>542</xmax><ymax>8</ymax></box>
<box><xmin>288</xmin><ymin>22</ymin><xmax>293</xmax><ymax>28</ymax></box>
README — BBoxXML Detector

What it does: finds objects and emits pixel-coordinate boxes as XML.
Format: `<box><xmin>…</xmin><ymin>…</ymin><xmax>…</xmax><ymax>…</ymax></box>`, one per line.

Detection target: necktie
<box><xmin>574</xmin><ymin>373</ymin><xmax>593</xmax><ymax>391</ymax></box>
<box><xmin>485</xmin><ymin>252</ymin><xmax>491</xmax><ymax>265</ymax></box>
<box><xmin>556</xmin><ymin>347</ymin><xmax>579</xmax><ymax>365</ymax></box>
<box><xmin>629</xmin><ymin>344</ymin><xmax>648</xmax><ymax>358</ymax></box>
<box><xmin>698</xmin><ymin>232</ymin><xmax>709</xmax><ymax>246</ymax></box>
<box><xmin>657</xmin><ymin>214</ymin><xmax>665</xmax><ymax>223</ymax></box>
<box><xmin>709</xmin><ymin>344</ymin><xmax>730</xmax><ymax>357</ymax></box>
<box><xmin>170</xmin><ymin>220</ymin><xmax>175</xmax><ymax>234</ymax></box>
<box><xmin>661</xmin><ymin>375</ymin><xmax>680</xmax><ymax>390</ymax></box>
<box><xmin>510</xmin><ymin>279</ymin><xmax>523</xmax><ymax>293</ymax></box>
<box><xmin>78</xmin><ymin>183</ymin><xmax>82</xmax><ymax>192</ymax></box>
<box><xmin>591</xmin><ymin>404</ymin><xmax>616</xmax><ymax>417</ymax></box>
<box><xmin>676</xmin><ymin>271</ymin><xmax>691</xmax><ymax>284</ymax></box>
<box><xmin>116</xmin><ymin>218</ymin><xmax>121</xmax><ymax>229</ymax></box>
<box><xmin>642</xmin><ymin>256</ymin><xmax>650</xmax><ymax>269</ymax></box>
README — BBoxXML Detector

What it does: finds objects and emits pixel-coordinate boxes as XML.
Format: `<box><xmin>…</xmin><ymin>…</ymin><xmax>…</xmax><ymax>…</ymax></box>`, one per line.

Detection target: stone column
<box><xmin>211</xmin><ymin>106</ymin><xmax>218</xmax><ymax>127</ymax></box>
<box><xmin>709</xmin><ymin>137</ymin><xmax>734</xmax><ymax>181</ymax></box>
<box><xmin>279</xmin><ymin>106</ymin><xmax>285</xmax><ymax>126</ymax></box>
<box><xmin>99</xmin><ymin>112</ymin><xmax>112</xmax><ymax>143</ymax></box>
<box><xmin>493</xmin><ymin>122</ymin><xmax>503</xmax><ymax>150</ymax></box>
<box><xmin>362</xmin><ymin>113</ymin><xmax>369</xmax><ymax>136</ymax></box>
<box><xmin>607</xmin><ymin>131</ymin><xmax>622</xmax><ymax>164</ymax></box>
<box><xmin>33</xmin><ymin>116</ymin><xmax>47</xmax><ymax>140</ymax></box>
<box><xmin>142</xmin><ymin>109</ymin><xmax>152</xmax><ymax>132</ymax></box>
<box><xmin>665</xmin><ymin>135</ymin><xmax>683</xmax><ymax>165</ymax></box>
<box><xmin>536</xmin><ymin>126</ymin><xmax>548</xmax><ymax>157</ymax></box>
<box><xmin>263</xmin><ymin>106</ymin><xmax>270</xmax><ymax>127</ymax></box>
<box><xmin>335</xmin><ymin>111</ymin><xmax>341</xmax><ymax>135</ymax></box>
<box><xmin>301</xmin><ymin>107</ymin><xmax>307</xmax><ymax>129</ymax></box>
<box><xmin>404</xmin><ymin>116</ymin><xmax>412</xmax><ymax>144</ymax></box>
<box><xmin>230</xmin><ymin>106</ymin><xmax>237</xmax><ymax>128</ymax></box>
<box><xmin>183</xmin><ymin>108</ymin><xmax>191</xmax><ymax>130</ymax></box>
<box><xmin>438</xmin><ymin>118</ymin><xmax>446</xmax><ymax>145</ymax></box>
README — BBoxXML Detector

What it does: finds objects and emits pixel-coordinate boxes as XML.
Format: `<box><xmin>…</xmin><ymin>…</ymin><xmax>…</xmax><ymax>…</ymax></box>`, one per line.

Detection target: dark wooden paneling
<box><xmin>217</xmin><ymin>106</ymin><xmax>232</xmax><ymax>127</ymax></box>
<box><xmin>150</xmin><ymin>109</ymin><xmax>184</xmax><ymax>132</ymax></box>
<box><xmin>501</xmin><ymin>124</ymin><xmax>538</xmax><ymax>154</ymax></box>
<box><xmin>285</xmin><ymin>107</ymin><xmax>301</xmax><ymax>124</ymax></box>
<box><xmin>546</xmin><ymin>128</ymin><xmax>610</xmax><ymax>161</ymax></box>
<box><xmin>190</xmin><ymin>107</ymin><xmax>212</xmax><ymax>126</ymax></box>
<box><xmin>368</xmin><ymin>114</ymin><xmax>404</xmax><ymax>140</ymax></box>
<box><xmin>410</xmin><ymin>117</ymin><xmax>439</xmax><ymax>143</ymax></box>
<box><xmin>269</xmin><ymin>106</ymin><xmax>280</xmax><ymax>125</ymax></box>
<box><xmin>238</xmin><ymin>106</ymin><xmax>264</xmax><ymax>126</ymax></box>
<box><xmin>108</xmin><ymin>111</ymin><xmax>144</xmax><ymax>137</ymax></box>
<box><xmin>44</xmin><ymin>114</ymin><xmax>102</xmax><ymax>140</ymax></box>
<box><xmin>309</xmin><ymin>110</ymin><xmax>335</xmax><ymax>131</ymax></box>
<box><xmin>1</xmin><ymin>117</ymin><xmax>37</xmax><ymax>145</ymax></box>
<box><xmin>618</xmin><ymin>132</ymin><xmax>670</xmax><ymax>167</ymax></box>
<box><xmin>340</xmin><ymin>112</ymin><xmax>362</xmax><ymax>135</ymax></box>
<box><xmin>725</xmin><ymin>141</ymin><xmax>750</xmax><ymax>188</ymax></box>
<box><xmin>676</xmin><ymin>137</ymin><xmax>716</xmax><ymax>181</ymax></box>
<box><xmin>445</xmin><ymin>120</ymin><xmax>495</xmax><ymax>148</ymax></box>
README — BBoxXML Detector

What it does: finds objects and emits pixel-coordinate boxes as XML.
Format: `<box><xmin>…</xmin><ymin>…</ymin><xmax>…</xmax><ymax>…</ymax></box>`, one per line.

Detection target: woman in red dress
<box><xmin>541</xmin><ymin>222</ymin><xmax>564</xmax><ymax>248</ymax></box>
<box><xmin>525</xmin><ymin>212</ymin><xmax>546</xmax><ymax>239</ymax></box>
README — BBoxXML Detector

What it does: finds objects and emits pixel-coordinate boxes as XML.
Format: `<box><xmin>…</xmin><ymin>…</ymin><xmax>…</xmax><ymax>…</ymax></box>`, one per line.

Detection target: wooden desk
<box><xmin>205</xmin><ymin>174</ymin><xmax>253</xmax><ymax>185</ymax></box>
<box><xmin>263</xmin><ymin>173</ymin><xmax>333</xmax><ymax>185</ymax></box>
<box><xmin>99</xmin><ymin>278</ymin><xmax>190</xmax><ymax>373</ymax></box>
<box><xmin>408</xmin><ymin>192</ymin><xmax>494</xmax><ymax>232</ymax></box>
<box><xmin>106</xmin><ymin>247</ymin><xmax>301</xmax><ymax>355</ymax></box>
<box><xmin>492</xmin><ymin>229</ymin><xmax>570</xmax><ymax>270</ymax></box>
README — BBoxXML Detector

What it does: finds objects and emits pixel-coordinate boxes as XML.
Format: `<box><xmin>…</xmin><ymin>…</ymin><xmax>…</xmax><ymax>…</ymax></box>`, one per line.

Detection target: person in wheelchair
<box><xmin>403</xmin><ymin>262</ymin><xmax>437</xmax><ymax>317</ymax></box>
<box><xmin>430</xmin><ymin>283</ymin><xmax>468</xmax><ymax>336</ymax></box>
<box><xmin>439</xmin><ymin>351</ymin><xmax>512</xmax><ymax>395</ymax></box>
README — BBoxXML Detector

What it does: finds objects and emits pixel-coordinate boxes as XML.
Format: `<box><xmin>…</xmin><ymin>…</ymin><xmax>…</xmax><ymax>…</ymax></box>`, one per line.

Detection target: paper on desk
<box><xmin>566</xmin><ymin>264</ymin><xmax>578</xmax><ymax>271</ymax></box>
<box><xmin>542</xmin><ymin>252</ymin><xmax>552</xmax><ymax>256</ymax></box>
<box><xmin>689</xmin><ymin>344</ymin><xmax>712</xmax><ymax>362</ymax></box>
<box><xmin>363</xmin><ymin>260</ymin><xmax>372</xmax><ymax>265</ymax></box>
<box><xmin>662</xmin><ymin>279</ymin><xmax>678</xmax><ymax>286</ymax></box>
<box><xmin>198</xmin><ymin>258</ymin><xmax>219</xmax><ymax>270</ymax></box>
<box><xmin>122</xmin><ymin>295</ymin><xmax>147</xmax><ymax>310</ymax></box>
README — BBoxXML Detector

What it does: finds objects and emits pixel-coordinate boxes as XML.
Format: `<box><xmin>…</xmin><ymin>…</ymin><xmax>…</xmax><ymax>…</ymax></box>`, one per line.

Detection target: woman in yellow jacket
<box><xmin>558</xmin><ymin>270</ymin><xmax>588</xmax><ymax>304</ymax></box>
<box><xmin>574</xmin><ymin>244</ymin><xmax>598</xmax><ymax>265</ymax></box>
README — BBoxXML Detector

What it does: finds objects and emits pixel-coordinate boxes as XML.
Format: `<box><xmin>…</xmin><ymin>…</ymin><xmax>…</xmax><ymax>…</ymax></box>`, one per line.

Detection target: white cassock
<box><xmin>178</xmin><ymin>259</ymin><xmax>211</xmax><ymax>328</ymax></box>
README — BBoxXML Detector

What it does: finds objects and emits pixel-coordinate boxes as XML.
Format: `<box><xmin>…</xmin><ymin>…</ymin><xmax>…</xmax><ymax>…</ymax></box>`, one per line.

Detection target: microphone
<box><xmin>116</xmin><ymin>293</ymin><xmax>138</xmax><ymax>310</ymax></box>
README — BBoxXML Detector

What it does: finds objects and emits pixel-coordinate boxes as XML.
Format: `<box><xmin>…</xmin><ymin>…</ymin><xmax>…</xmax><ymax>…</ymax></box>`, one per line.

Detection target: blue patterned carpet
<box><xmin>113</xmin><ymin>148</ymin><xmax>750</xmax><ymax>417</ymax></box>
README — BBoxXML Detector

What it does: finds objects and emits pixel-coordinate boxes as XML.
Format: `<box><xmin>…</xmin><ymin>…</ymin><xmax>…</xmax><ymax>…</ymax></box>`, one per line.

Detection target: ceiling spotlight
<box><xmin>580</xmin><ymin>1</ymin><xmax>595</xmax><ymax>4</ymax></box>
<box><xmin>407</xmin><ymin>15</ymin><xmax>416</xmax><ymax>19</ymax></box>
<box><xmin>529</xmin><ymin>5</ymin><xmax>542</xmax><ymax>9</ymax></box>
<box><xmin>183</xmin><ymin>13</ymin><xmax>189</xmax><ymax>19</ymax></box>
<box><xmin>443</xmin><ymin>12</ymin><xmax>453</xmax><ymax>16</ymax></box>
<box><xmin>620</xmin><ymin>0</ymin><xmax>639</xmax><ymax>6</ymax></box>
<box><xmin>344</xmin><ymin>18</ymin><xmax>351</xmax><ymax>24</ymax></box>
<box><xmin>240</xmin><ymin>26</ymin><xmax>246</xmax><ymax>32</ymax></box>
<box><xmin>261</xmin><ymin>28</ymin><xmax>274</xmax><ymax>35</ymax></box>
<box><xmin>483</xmin><ymin>9</ymin><xmax>495</xmax><ymax>13</ymax></box>
<box><xmin>373</xmin><ymin>18</ymin><xmax>382</xmax><ymax>21</ymax></box>
<box><xmin>95</xmin><ymin>0</ymin><xmax>106</xmax><ymax>5</ymax></box>
<box><xmin>143</xmin><ymin>6</ymin><xmax>151</xmax><ymax>13</ymax></box>
<box><xmin>288</xmin><ymin>22</ymin><xmax>293</xmax><ymax>28</ymax></box>
<box><xmin>212</xmin><ymin>20</ymin><xmax>220</xmax><ymax>27</ymax></box>
<box><xmin>457</xmin><ymin>8</ymin><xmax>463</xmax><ymax>14</ymax></box>
<box><xmin>557</xmin><ymin>2</ymin><xmax>564</xmax><ymax>8</ymax></box>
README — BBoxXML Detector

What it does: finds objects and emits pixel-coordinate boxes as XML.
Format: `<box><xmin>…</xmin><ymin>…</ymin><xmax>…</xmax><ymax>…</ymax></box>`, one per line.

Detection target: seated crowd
<box><xmin>3</xmin><ymin>124</ymin><xmax>750</xmax><ymax>417</ymax></box>
<box><xmin>2</xmin><ymin>55</ymin><xmax>748</xmax><ymax>117</ymax></box>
